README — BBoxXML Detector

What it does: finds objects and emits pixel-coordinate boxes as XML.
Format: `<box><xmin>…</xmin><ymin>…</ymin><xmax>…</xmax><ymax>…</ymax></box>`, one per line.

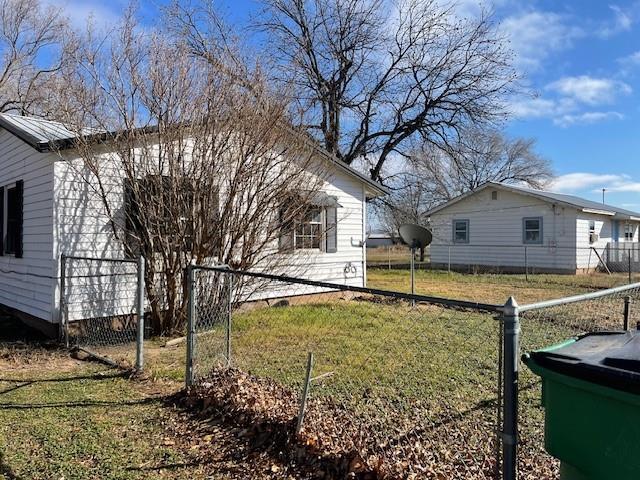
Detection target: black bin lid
<box><xmin>528</xmin><ymin>331</ymin><xmax>640</xmax><ymax>394</ymax></box>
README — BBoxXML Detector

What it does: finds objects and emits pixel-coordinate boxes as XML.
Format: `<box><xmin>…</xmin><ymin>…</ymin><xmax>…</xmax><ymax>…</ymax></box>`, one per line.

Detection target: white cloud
<box><xmin>44</xmin><ymin>0</ymin><xmax>122</xmax><ymax>30</ymax></box>
<box><xmin>546</xmin><ymin>76</ymin><xmax>632</xmax><ymax>105</ymax></box>
<box><xmin>550</xmin><ymin>173</ymin><xmax>640</xmax><ymax>193</ymax></box>
<box><xmin>500</xmin><ymin>11</ymin><xmax>583</xmax><ymax>71</ymax></box>
<box><xmin>553</xmin><ymin>111</ymin><xmax>624</xmax><ymax>127</ymax></box>
<box><xmin>598</xmin><ymin>4</ymin><xmax>637</xmax><ymax>38</ymax></box>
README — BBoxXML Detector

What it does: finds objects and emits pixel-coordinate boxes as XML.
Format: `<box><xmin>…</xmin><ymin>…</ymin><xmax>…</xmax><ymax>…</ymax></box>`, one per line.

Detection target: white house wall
<box><xmin>0</xmin><ymin>130</ymin><xmax>56</xmax><ymax>321</ymax></box>
<box><xmin>54</xmin><ymin>150</ymin><xmax>367</xmax><ymax>320</ymax></box>
<box><xmin>429</xmin><ymin>188</ymin><xmax>578</xmax><ymax>271</ymax></box>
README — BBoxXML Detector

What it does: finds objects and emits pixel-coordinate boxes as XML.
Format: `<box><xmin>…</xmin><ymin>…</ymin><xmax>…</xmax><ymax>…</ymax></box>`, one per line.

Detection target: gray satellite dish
<box><xmin>398</xmin><ymin>223</ymin><xmax>432</xmax><ymax>305</ymax></box>
<box><xmin>399</xmin><ymin>224</ymin><xmax>432</xmax><ymax>249</ymax></box>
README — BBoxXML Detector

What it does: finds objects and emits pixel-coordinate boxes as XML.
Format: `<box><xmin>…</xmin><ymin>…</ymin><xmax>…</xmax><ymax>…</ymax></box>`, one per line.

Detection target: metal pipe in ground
<box><xmin>135</xmin><ymin>255</ymin><xmax>146</xmax><ymax>370</ymax></box>
<box><xmin>410</xmin><ymin>246</ymin><xmax>416</xmax><ymax>307</ymax></box>
<box><xmin>296</xmin><ymin>352</ymin><xmax>314</xmax><ymax>435</ymax></box>
<box><xmin>624</xmin><ymin>296</ymin><xmax>632</xmax><ymax>331</ymax></box>
<box><xmin>185</xmin><ymin>265</ymin><xmax>196</xmax><ymax>387</ymax></box>
<box><xmin>502</xmin><ymin>296</ymin><xmax>520</xmax><ymax>480</ymax></box>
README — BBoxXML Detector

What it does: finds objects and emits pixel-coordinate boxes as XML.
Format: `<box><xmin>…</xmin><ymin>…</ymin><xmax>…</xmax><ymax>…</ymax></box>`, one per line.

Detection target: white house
<box><xmin>427</xmin><ymin>182</ymin><xmax>640</xmax><ymax>274</ymax></box>
<box><xmin>0</xmin><ymin>113</ymin><xmax>386</xmax><ymax>335</ymax></box>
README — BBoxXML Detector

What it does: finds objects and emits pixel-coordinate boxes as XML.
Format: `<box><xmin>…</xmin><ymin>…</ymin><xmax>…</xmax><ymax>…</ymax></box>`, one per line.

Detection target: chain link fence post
<box><xmin>502</xmin><ymin>296</ymin><xmax>520</xmax><ymax>480</ymax></box>
<box><xmin>135</xmin><ymin>255</ymin><xmax>146</xmax><ymax>370</ymax></box>
<box><xmin>185</xmin><ymin>264</ymin><xmax>196</xmax><ymax>387</ymax></box>
<box><xmin>226</xmin><ymin>273</ymin><xmax>233</xmax><ymax>367</ymax></box>
<box><xmin>59</xmin><ymin>253</ymin><xmax>69</xmax><ymax>348</ymax></box>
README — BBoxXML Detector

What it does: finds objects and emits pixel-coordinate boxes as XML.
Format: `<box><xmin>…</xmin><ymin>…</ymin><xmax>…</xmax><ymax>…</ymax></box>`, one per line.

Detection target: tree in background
<box><xmin>55</xmin><ymin>9</ymin><xmax>325</xmax><ymax>334</ymax></box>
<box><xmin>0</xmin><ymin>0</ymin><xmax>72</xmax><ymax>115</ymax></box>
<box><xmin>372</xmin><ymin>129</ymin><xmax>552</xmax><ymax>237</ymax></box>
<box><xmin>258</xmin><ymin>0</ymin><xmax>517</xmax><ymax>181</ymax></box>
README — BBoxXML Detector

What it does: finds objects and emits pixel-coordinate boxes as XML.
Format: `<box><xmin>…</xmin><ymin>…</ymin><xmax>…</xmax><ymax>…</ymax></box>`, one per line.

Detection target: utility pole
<box><xmin>602</xmin><ymin>188</ymin><xmax>606</xmax><ymax>204</ymax></box>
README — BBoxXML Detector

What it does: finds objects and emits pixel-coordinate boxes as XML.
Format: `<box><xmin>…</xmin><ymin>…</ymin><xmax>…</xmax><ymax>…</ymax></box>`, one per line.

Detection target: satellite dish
<box><xmin>399</xmin><ymin>224</ymin><xmax>432</xmax><ymax>249</ymax></box>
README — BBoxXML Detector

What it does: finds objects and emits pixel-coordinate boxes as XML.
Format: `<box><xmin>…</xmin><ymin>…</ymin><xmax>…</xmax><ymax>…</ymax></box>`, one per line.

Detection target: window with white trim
<box><xmin>453</xmin><ymin>219</ymin><xmax>469</xmax><ymax>243</ymax></box>
<box><xmin>625</xmin><ymin>223</ymin><xmax>636</xmax><ymax>241</ymax></box>
<box><xmin>523</xmin><ymin>217</ymin><xmax>543</xmax><ymax>244</ymax></box>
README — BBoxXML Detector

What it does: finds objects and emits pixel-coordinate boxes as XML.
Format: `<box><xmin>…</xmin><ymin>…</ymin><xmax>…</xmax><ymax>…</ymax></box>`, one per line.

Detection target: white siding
<box><xmin>0</xmin><ymin>129</ymin><xmax>56</xmax><ymax>321</ymax></box>
<box><xmin>575</xmin><ymin>213</ymin><xmax>613</xmax><ymax>269</ymax></box>
<box><xmin>53</xmin><ymin>151</ymin><xmax>368</xmax><ymax>319</ymax></box>
<box><xmin>429</xmin><ymin>188</ymin><xmax>578</xmax><ymax>271</ymax></box>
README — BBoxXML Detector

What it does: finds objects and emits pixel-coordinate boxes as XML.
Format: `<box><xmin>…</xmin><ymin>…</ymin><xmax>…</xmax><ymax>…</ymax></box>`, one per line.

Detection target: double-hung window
<box><xmin>523</xmin><ymin>217</ymin><xmax>543</xmax><ymax>244</ymax></box>
<box><xmin>0</xmin><ymin>180</ymin><xmax>23</xmax><ymax>257</ymax></box>
<box><xmin>625</xmin><ymin>223</ymin><xmax>636</xmax><ymax>241</ymax></box>
<box><xmin>453</xmin><ymin>219</ymin><xmax>469</xmax><ymax>243</ymax></box>
<box><xmin>279</xmin><ymin>194</ymin><xmax>339</xmax><ymax>253</ymax></box>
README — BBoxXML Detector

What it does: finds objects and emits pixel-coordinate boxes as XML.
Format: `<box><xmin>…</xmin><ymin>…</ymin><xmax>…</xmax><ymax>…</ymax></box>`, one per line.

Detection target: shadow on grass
<box><xmin>0</xmin><ymin>451</ymin><xmax>25</xmax><ymax>480</ymax></box>
<box><xmin>0</xmin><ymin>371</ymin><xmax>130</xmax><ymax>397</ymax></box>
<box><xmin>0</xmin><ymin>396</ymin><xmax>164</xmax><ymax>410</ymax></box>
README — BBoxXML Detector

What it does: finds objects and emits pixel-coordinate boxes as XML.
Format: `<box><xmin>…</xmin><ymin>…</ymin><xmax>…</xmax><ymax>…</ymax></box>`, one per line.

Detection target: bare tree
<box><xmin>254</xmin><ymin>0</ymin><xmax>516</xmax><ymax>181</ymax></box>
<box><xmin>54</xmin><ymin>10</ymin><xmax>328</xmax><ymax>334</ymax></box>
<box><xmin>372</xmin><ymin>129</ymin><xmax>552</xmax><ymax>236</ymax></box>
<box><xmin>413</xmin><ymin>129</ymin><xmax>553</xmax><ymax>202</ymax></box>
<box><xmin>0</xmin><ymin>0</ymin><xmax>71</xmax><ymax>115</ymax></box>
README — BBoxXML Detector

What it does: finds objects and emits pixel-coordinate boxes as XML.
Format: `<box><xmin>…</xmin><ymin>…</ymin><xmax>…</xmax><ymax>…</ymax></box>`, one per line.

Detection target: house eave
<box><xmin>582</xmin><ymin>208</ymin><xmax>616</xmax><ymax>216</ymax></box>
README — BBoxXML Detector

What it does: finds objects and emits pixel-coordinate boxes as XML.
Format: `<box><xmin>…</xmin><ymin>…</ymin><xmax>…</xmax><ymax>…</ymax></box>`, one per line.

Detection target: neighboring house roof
<box><xmin>0</xmin><ymin>113</ymin><xmax>388</xmax><ymax>197</ymax></box>
<box><xmin>426</xmin><ymin>181</ymin><xmax>640</xmax><ymax>221</ymax></box>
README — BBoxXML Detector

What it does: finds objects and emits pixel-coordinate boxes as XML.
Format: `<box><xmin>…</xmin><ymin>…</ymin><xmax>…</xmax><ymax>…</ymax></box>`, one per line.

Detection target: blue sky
<box><xmin>47</xmin><ymin>0</ymin><xmax>640</xmax><ymax>209</ymax></box>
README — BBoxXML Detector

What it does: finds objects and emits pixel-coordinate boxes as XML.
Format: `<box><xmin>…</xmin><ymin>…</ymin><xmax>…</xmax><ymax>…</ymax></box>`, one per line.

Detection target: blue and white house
<box><xmin>427</xmin><ymin>182</ymin><xmax>640</xmax><ymax>273</ymax></box>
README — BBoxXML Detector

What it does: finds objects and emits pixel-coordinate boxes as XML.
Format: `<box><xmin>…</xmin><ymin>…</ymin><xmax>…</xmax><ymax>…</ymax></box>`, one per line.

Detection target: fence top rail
<box><xmin>191</xmin><ymin>265</ymin><xmax>503</xmax><ymax>313</ymax></box>
<box><xmin>62</xmin><ymin>254</ymin><xmax>137</xmax><ymax>264</ymax></box>
<box><xmin>519</xmin><ymin>281</ymin><xmax>640</xmax><ymax>313</ymax></box>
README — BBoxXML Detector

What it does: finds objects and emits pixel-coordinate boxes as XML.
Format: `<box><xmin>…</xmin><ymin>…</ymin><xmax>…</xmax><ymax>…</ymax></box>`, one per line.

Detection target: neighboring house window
<box><xmin>625</xmin><ymin>223</ymin><xmax>636</xmax><ymax>241</ymax></box>
<box><xmin>453</xmin><ymin>219</ymin><xmax>469</xmax><ymax>243</ymax></box>
<box><xmin>523</xmin><ymin>217</ymin><xmax>543</xmax><ymax>244</ymax></box>
<box><xmin>589</xmin><ymin>220</ymin><xmax>596</xmax><ymax>244</ymax></box>
<box><xmin>491</xmin><ymin>190</ymin><xmax>498</xmax><ymax>200</ymax></box>
<box><xmin>0</xmin><ymin>180</ymin><xmax>23</xmax><ymax>257</ymax></box>
<box><xmin>279</xmin><ymin>194</ymin><xmax>339</xmax><ymax>253</ymax></box>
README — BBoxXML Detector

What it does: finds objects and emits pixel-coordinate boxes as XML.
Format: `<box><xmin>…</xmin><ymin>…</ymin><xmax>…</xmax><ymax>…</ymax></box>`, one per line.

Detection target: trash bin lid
<box><xmin>529</xmin><ymin>330</ymin><xmax>640</xmax><ymax>394</ymax></box>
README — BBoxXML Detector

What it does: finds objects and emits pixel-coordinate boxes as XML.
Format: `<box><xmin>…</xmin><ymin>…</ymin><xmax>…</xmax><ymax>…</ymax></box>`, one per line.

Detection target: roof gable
<box><xmin>427</xmin><ymin>181</ymin><xmax>640</xmax><ymax>220</ymax></box>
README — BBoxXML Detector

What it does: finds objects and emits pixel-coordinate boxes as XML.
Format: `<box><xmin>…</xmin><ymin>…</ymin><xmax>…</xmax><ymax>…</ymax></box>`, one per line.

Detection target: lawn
<box><xmin>367</xmin><ymin>267</ymin><xmax>636</xmax><ymax>305</ymax></box>
<box><xmin>2</xmin><ymin>269</ymin><xmax>633</xmax><ymax>479</ymax></box>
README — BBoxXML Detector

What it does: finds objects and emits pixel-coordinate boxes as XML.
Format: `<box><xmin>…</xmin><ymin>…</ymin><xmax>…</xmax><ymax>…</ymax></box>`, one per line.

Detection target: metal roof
<box><xmin>427</xmin><ymin>181</ymin><xmax>640</xmax><ymax>220</ymax></box>
<box><xmin>0</xmin><ymin>113</ymin><xmax>388</xmax><ymax>197</ymax></box>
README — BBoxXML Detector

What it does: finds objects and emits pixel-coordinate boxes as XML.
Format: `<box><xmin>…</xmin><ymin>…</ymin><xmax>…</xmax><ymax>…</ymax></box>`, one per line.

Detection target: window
<box><xmin>625</xmin><ymin>223</ymin><xmax>636</xmax><ymax>241</ymax></box>
<box><xmin>523</xmin><ymin>217</ymin><xmax>543</xmax><ymax>244</ymax></box>
<box><xmin>453</xmin><ymin>219</ymin><xmax>469</xmax><ymax>243</ymax></box>
<box><xmin>589</xmin><ymin>220</ymin><xmax>596</xmax><ymax>244</ymax></box>
<box><xmin>278</xmin><ymin>196</ymin><xmax>339</xmax><ymax>253</ymax></box>
<box><xmin>0</xmin><ymin>180</ymin><xmax>23</xmax><ymax>257</ymax></box>
<box><xmin>124</xmin><ymin>175</ymin><xmax>198</xmax><ymax>252</ymax></box>
<box><xmin>294</xmin><ymin>206</ymin><xmax>323</xmax><ymax>249</ymax></box>
<box><xmin>491</xmin><ymin>190</ymin><xmax>498</xmax><ymax>200</ymax></box>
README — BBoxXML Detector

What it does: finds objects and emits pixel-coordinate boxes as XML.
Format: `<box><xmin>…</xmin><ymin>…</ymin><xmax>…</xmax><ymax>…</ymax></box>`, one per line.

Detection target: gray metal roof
<box><xmin>0</xmin><ymin>113</ymin><xmax>388</xmax><ymax>197</ymax></box>
<box><xmin>427</xmin><ymin>181</ymin><xmax>640</xmax><ymax>220</ymax></box>
<box><xmin>492</xmin><ymin>182</ymin><xmax>640</xmax><ymax>219</ymax></box>
<box><xmin>0</xmin><ymin>113</ymin><xmax>100</xmax><ymax>149</ymax></box>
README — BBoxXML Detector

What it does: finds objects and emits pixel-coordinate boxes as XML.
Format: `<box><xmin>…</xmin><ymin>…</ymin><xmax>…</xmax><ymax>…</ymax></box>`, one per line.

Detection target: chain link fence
<box><xmin>185</xmin><ymin>266</ymin><xmax>504</xmax><ymax>478</ymax></box>
<box><xmin>427</xmin><ymin>243</ymin><xmax>640</xmax><ymax>281</ymax></box>
<box><xmin>60</xmin><ymin>254</ymin><xmax>145</xmax><ymax>369</ymax></box>
<box><xmin>511</xmin><ymin>283</ymin><xmax>640</xmax><ymax>480</ymax></box>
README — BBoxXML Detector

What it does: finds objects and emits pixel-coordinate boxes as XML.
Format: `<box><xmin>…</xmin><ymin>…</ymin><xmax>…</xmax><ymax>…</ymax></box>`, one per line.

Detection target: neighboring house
<box><xmin>0</xmin><ymin>113</ymin><xmax>386</xmax><ymax>335</ymax></box>
<box><xmin>427</xmin><ymin>181</ymin><xmax>640</xmax><ymax>274</ymax></box>
<box><xmin>366</xmin><ymin>230</ymin><xmax>398</xmax><ymax>248</ymax></box>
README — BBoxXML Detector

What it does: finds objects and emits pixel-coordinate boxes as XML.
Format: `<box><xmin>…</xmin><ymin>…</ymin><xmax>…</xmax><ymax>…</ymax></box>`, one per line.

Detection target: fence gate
<box><xmin>60</xmin><ymin>254</ymin><xmax>145</xmax><ymax>370</ymax></box>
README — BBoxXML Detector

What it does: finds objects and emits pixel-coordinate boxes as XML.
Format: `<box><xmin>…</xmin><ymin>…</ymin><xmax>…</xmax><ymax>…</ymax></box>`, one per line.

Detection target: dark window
<box><xmin>491</xmin><ymin>190</ymin><xmax>498</xmax><ymax>200</ymax></box>
<box><xmin>625</xmin><ymin>224</ymin><xmax>635</xmax><ymax>241</ymax></box>
<box><xmin>278</xmin><ymin>199</ymin><xmax>338</xmax><ymax>253</ymax></box>
<box><xmin>453</xmin><ymin>219</ymin><xmax>469</xmax><ymax>243</ymax></box>
<box><xmin>5</xmin><ymin>185</ymin><xmax>20</xmax><ymax>255</ymax></box>
<box><xmin>124</xmin><ymin>175</ymin><xmax>196</xmax><ymax>252</ymax></box>
<box><xmin>523</xmin><ymin>217</ymin><xmax>543</xmax><ymax>244</ymax></box>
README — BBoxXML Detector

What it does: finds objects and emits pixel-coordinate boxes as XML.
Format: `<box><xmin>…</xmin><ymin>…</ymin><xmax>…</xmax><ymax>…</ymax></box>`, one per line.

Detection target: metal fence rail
<box><xmin>185</xmin><ymin>265</ymin><xmax>504</xmax><ymax>479</ymax></box>
<box><xmin>60</xmin><ymin>254</ymin><xmax>145</xmax><ymax>369</ymax></box>
<box><xmin>502</xmin><ymin>282</ymin><xmax>640</xmax><ymax>480</ymax></box>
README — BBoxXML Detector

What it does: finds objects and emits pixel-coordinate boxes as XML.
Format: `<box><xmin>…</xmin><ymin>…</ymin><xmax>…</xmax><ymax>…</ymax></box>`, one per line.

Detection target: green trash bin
<box><xmin>523</xmin><ymin>331</ymin><xmax>640</xmax><ymax>480</ymax></box>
